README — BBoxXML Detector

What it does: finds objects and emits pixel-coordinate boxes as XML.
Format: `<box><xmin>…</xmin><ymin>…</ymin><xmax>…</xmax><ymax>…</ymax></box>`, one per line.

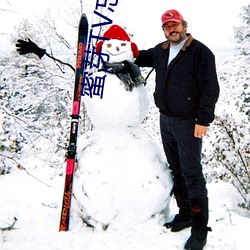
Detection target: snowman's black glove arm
<box><xmin>104</xmin><ymin>61</ymin><xmax>125</xmax><ymax>73</ymax></box>
<box><xmin>103</xmin><ymin>61</ymin><xmax>145</xmax><ymax>83</ymax></box>
<box><xmin>100</xmin><ymin>62</ymin><xmax>132</xmax><ymax>91</ymax></box>
<box><xmin>122</xmin><ymin>61</ymin><xmax>146</xmax><ymax>86</ymax></box>
<box><xmin>16</xmin><ymin>38</ymin><xmax>46</xmax><ymax>59</ymax></box>
<box><xmin>101</xmin><ymin>61</ymin><xmax>146</xmax><ymax>91</ymax></box>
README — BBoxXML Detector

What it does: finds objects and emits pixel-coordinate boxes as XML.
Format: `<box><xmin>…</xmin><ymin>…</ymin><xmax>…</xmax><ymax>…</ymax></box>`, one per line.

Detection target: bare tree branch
<box><xmin>0</xmin><ymin>153</ymin><xmax>54</xmax><ymax>188</ymax></box>
<box><xmin>0</xmin><ymin>217</ymin><xmax>18</xmax><ymax>231</ymax></box>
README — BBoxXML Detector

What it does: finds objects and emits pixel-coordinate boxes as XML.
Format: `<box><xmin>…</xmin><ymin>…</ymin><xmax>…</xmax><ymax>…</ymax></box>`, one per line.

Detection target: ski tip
<box><xmin>80</xmin><ymin>13</ymin><xmax>88</xmax><ymax>20</ymax></box>
<box><xmin>79</xmin><ymin>13</ymin><xmax>88</xmax><ymax>28</ymax></box>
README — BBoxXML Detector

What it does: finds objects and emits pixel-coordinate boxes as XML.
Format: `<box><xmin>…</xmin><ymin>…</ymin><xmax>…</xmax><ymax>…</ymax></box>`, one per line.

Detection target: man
<box><xmin>135</xmin><ymin>9</ymin><xmax>219</xmax><ymax>250</ymax></box>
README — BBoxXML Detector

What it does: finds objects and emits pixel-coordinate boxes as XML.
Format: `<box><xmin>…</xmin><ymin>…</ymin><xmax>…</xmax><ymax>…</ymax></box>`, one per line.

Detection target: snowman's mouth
<box><xmin>106</xmin><ymin>51</ymin><xmax>126</xmax><ymax>57</ymax></box>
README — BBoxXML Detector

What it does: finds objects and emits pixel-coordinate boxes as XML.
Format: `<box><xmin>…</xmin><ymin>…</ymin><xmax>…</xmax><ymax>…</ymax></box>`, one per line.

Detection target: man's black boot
<box><xmin>164</xmin><ymin>196</ymin><xmax>192</xmax><ymax>232</ymax></box>
<box><xmin>184</xmin><ymin>228</ymin><xmax>208</xmax><ymax>250</ymax></box>
<box><xmin>184</xmin><ymin>198</ymin><xmax>210</xmax><ymax>250</ymax></box>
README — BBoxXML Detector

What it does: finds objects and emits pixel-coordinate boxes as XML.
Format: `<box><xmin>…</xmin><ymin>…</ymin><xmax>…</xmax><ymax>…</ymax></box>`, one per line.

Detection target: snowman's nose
<box><xmin>116</xmin><ymin>46</ymin><xmax>120</xmax><ymax>51</ymax></box>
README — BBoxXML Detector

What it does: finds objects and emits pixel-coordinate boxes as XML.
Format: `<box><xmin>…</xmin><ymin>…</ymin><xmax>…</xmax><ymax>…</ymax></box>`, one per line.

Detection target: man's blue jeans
<box><xmin>160</xmin><ymin>114</ymin><xmax>207</xmax><ymax>200</ymax></box>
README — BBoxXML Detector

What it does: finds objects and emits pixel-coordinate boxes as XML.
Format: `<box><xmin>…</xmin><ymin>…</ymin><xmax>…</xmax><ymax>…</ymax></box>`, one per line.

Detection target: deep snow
<box><xmin>1</xmin><ymin>170</ymin><xmax>250</xmax><ymax>250</ymax></box>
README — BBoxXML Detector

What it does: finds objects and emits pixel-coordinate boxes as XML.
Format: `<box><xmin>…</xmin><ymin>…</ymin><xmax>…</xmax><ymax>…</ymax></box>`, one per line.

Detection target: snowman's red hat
<box><xmin>95</xmin><ymin>24</ymin><xmax>139</xmax><ymax>58</ymax></box>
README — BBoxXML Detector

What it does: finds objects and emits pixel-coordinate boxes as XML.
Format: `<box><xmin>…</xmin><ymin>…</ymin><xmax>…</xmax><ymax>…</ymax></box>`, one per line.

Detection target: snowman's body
<box><xmin>84</xmin><ymin>71</ymin><xmax>149</xmax><ymax>128</ymax></box>
<box><xmin>74</xmin><ymin>26</ymin><xmax>173</xmax><ymax>229</ymax></box>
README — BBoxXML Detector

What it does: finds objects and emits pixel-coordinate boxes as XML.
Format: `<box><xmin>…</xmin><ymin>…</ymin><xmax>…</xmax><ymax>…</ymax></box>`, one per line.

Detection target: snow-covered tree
<box><xmin>0</xmin><ymin>19</ymin><xmax>74</xmax><ymax>175</ymax></box>
<box><xmin>204</xmin><ymin>4</ymin><xmax>250</xmax><ymax>209</ymax></box>
<box><xmin>234</xmin><ymin>4</ymin><xmax>250</xmax><ymax>56</ymax></box>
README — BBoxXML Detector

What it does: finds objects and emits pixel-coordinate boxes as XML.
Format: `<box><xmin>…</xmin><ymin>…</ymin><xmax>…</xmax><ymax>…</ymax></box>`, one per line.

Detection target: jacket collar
<box><xmin>162</xmin><ymin>33</ymin><xmax>193</xmax><ymax>50</ymax></box>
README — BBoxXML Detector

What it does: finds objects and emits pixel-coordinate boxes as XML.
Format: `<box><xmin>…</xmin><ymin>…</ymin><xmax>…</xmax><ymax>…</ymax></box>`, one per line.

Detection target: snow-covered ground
<box><xmin>1</xmin><ymin>169</ymin><xmax>249</xmax><ymax>250</ymax></box>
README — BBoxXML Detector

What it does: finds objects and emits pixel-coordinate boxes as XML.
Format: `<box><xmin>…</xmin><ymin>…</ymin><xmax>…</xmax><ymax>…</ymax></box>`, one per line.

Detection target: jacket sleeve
<box><xmin>196</xmin><ymin>48</ymin><xmax>220</xmax><ymax>126</ymax></box>
<box><xmin>134</xmin><ymin>48</ymin><xmax>155</xmax><ymax>68</ymax></box>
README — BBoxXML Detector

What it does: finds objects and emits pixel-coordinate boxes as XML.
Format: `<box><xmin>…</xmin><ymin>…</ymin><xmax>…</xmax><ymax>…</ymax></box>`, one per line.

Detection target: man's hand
<box><xmin>194</xmin><ymin>124</ymin><xmax>208</xmax><ymax>138</ymax></box>
<box><xmin>16</xmin><ymin>38</ymin><xmax>46</xmax><ymax>59</ymax></box>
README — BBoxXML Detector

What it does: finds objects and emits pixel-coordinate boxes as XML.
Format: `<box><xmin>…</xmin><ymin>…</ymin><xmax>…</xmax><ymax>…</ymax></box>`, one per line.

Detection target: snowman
<box><xmin>73</xmin><ymin>25</ymin><xmax>173</xmax><ymax>230</ymax></box>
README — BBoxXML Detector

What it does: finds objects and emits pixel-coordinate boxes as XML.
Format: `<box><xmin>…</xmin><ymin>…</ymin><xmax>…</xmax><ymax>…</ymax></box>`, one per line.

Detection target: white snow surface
<box><xmin>1</xmin><ymin>172</ymin><xmax>250</xmax><ymax>250</ymax></box>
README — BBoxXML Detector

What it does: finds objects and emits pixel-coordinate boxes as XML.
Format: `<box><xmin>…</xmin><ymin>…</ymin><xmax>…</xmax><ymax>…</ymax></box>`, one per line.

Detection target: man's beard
<box><xmin>166</xmin><ymin>31</ymin><xmax>186</xmax><ymax>45</ymax></box>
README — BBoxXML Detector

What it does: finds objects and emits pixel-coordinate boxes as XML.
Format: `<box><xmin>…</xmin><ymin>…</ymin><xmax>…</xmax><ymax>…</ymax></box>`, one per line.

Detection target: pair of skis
<box><xmin>59</xmin><ymin>14</ymin><xmax>88</xmax><ymax>231</ymax></box>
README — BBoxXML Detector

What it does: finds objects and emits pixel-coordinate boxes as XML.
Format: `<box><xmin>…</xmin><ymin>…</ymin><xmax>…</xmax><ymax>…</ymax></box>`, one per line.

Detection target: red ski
<box><xmin>59</xmin><ymin>14</ymin><xmax>88</xmax><ymax>231</ymax></box>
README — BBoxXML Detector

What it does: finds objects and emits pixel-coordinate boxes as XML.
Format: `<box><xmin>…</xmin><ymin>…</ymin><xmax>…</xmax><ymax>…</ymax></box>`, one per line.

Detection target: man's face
<box><xmin>162</xmin><ymin>21</ymin><xmax>187</xmax><ymax>45</ymax></box>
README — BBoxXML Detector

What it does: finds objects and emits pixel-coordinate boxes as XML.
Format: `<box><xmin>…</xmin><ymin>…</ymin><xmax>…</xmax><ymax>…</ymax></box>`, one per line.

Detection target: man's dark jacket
<box><xmin>135</xmin><ymin>34</ymin><xmax>220</xmax><ymax>126</ymax></box>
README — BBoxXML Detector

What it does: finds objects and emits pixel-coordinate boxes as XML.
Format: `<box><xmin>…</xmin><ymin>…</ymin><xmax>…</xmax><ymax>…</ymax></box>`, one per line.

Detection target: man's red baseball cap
<box><xmin>161</xmin><ymin>9</ymin><xmax>185</xmax><ymax>27</ymax></box>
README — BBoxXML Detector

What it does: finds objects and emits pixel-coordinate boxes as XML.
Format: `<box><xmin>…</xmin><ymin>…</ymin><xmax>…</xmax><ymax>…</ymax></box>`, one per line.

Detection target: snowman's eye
<box><xmin>107</xmin><ymin>43</ymin><xmax>112</xmax><ymax>48</ymax></box>
<box><xmin>121</xmin><ymin>43</ymin><xmax>126</xmax><ymax>46</ymax></box>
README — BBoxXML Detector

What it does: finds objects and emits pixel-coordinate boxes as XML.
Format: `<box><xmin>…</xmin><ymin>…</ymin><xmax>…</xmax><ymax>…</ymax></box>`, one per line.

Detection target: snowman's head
<box><xmin>98</xmin><ymin>39</ymin><xmax>134</xmax><ymax>63</ymax></box>
<box><xmin>96</xmin><ymin>25</ymin><xmax>139</xmax><ymax>63</ymax></box>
